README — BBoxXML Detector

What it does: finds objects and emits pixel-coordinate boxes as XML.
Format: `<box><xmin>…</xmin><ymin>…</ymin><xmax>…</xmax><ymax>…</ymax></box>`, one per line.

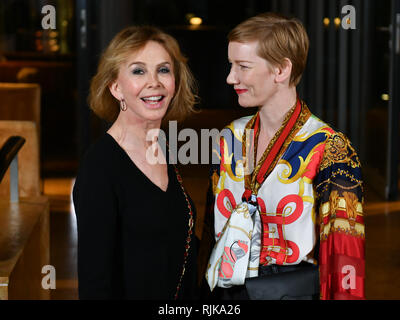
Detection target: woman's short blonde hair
<box><xmin>228</xmin><ymin>12</ymin><xmax>309</xmax><ymax>87</ymax></box>
<box><xmin>89</xmin><ymin>26</ymin><xmax>197</xmax><ymax>123</ymax></box>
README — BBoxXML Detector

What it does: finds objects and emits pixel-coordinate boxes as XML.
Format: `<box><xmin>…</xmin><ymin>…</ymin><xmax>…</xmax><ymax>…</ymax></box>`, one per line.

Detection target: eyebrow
<box><xmin>228</xmin><ymin>59</ymin><xmax>254</xmax><ymax>64</ymax></box>
<box><xmin>237</xmin><ymin>60</ymin><xmax>253</xmax><ymax>63</ymax></box>
<box><xmin>128</xmin><ymin>61</ymin><xmax>172</xmax><ymax>68</ymax></box>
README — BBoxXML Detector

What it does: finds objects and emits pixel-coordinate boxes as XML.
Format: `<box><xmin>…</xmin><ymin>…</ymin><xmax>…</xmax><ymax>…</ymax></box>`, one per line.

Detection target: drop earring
<box><xmin>120</xmin><ymin>98</ymin><xmax>127</xmax><ymax>111</ymax></box>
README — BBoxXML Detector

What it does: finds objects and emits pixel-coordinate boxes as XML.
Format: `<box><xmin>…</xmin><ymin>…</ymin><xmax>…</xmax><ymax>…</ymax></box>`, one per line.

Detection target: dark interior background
<box><xmin>0</xmin><ymin>0</ymin><xmax>399</xmax><ymax>200</ymax></box>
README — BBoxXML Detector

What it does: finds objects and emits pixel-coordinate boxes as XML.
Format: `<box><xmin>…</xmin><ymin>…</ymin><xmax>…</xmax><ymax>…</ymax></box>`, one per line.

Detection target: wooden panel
<box><xmin>0</xmin><ymin>83</ymin><xmax>41</xmax><ymax>139</ymax></box>
<box><xmin>0</xmin><ymin>196</ymin><xmax>50</xmax><ymax>300</ymax></box>
<box><xmin>0</xmin><ymin>121</ymin><xmax>41</xmax><ymax>197</ymax></box>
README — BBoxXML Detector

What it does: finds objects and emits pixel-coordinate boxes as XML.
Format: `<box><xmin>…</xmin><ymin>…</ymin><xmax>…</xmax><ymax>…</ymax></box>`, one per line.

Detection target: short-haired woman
<box><xmin>73</xmin><ymin>26</ymin><xmax>198</xmax><ymax>300</ymax></box>
<box><xmin>203</xmin><ymin>12</ymin><xmax>365</xmax><ymax>300</ymax></box>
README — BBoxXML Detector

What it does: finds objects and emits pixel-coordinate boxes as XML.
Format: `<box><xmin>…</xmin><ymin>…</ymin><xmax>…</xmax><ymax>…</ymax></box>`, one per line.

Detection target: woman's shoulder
<box><xmin>305</xmin><ymin>115</ymin><xmax>362</xmax><ymax>170</ymax></box>
<box><xmin>302</xmin><ymin>113</ymin><xmax>348</xmax><ymax>143</ymax></box>
<box><xmin>73</xmin><ymin>133</ymin><xmax>118</xmax><ymax>200</ymax></box>
<box><xmin>307</xmin><ymin>114</ymin><xmax>353</xmax><ymax>144</ymax></box>
<box><xmin>78</xmin><ymin>133</ymin><xmax>117</xmax><ymax>172</ymax></box>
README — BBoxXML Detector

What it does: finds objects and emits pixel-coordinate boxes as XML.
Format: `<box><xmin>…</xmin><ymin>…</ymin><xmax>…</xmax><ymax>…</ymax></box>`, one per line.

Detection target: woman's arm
<box><xmin>73</xmin><ymin>158</ymin><xmax>121</xmax><ymax>299</ymax></box>
<box><xmin>315</xmin><ymin>132</ymin><xmax>365</xmax><ymax>300</ymax></box>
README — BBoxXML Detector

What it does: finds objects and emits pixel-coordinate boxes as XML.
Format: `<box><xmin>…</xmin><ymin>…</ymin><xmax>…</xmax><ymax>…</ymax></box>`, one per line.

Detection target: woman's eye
<box><xmin>239</xmin><ymin>65</ymin><xmax>249</xmax><ymax>70</ymax></box>
<box><xmin>159</xmin><ymin>67</ymin><xmax>170</xmax><ymax>74</ymax></box>
<box><xmin>132</xmin><ymin>68</ymin><xmax>144</xmax><ymax>75</ymax></box>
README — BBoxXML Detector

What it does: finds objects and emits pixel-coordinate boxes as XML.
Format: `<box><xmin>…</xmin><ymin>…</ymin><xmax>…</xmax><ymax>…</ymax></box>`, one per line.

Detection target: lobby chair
<box><xmin>0</xmin><ymin>122</ymin><xmax>49</xmax><ymax>300</ymax></box>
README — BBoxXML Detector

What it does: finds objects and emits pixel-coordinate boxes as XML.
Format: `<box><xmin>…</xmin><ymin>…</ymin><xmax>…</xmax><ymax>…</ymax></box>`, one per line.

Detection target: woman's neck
<box><xmin>107</xmin><ymin>111</ymin><xmax>162</xmax><ymax>152</ymax></box>
<box><xmin>258</xmin><ymin>87</ymin><xmax>297</xmax><ymax>139</ymax></box>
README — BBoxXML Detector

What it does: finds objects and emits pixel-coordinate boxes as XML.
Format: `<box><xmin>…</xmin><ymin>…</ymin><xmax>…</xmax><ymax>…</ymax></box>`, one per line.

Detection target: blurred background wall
<box><xmin>0</xmin><ymin>0</ymin><xmax>399</xmax><ymax>201</ymax></box>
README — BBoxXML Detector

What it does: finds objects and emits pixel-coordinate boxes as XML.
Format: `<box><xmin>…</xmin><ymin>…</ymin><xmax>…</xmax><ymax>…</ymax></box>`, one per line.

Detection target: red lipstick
<box><xmin>235</xmin><ymin>89</ymin><xmax>248</xmax><ymax>94</ymax></box>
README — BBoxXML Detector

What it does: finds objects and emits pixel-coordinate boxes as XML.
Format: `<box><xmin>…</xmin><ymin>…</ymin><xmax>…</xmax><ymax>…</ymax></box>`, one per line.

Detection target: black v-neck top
<box><xmin>73</xmin><ymin>133</ymin><xmax>198</xmax><ymax>299</ymax></box>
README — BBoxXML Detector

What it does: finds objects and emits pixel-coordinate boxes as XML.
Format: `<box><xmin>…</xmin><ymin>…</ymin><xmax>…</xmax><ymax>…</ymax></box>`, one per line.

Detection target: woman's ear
<box><xmin>109</xmin><ymin>80</ymin><xmax>122</xmax><ymax>100</ymax></box>
<box><xmin>275</xmin><ymin>58</ymin><xmax>292</xmax><ymax>84</ymax></box>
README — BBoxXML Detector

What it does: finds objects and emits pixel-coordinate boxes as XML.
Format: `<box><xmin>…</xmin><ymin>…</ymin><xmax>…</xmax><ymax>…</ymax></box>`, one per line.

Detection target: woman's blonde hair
<box><xmin>89</xmin><ymin>26</ymin><xmax>198</xmax><ymax>123</ymax></box>
<box><xmin>228</xmin><ymin>12</ymin><xmax>309</xmax><ymax>86</ymax></box>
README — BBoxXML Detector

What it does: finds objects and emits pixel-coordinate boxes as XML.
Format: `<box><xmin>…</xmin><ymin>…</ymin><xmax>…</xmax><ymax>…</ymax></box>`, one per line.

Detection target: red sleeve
<box><xmin>316</xmin><ymin>132</ymin><xmax>365</xmax><ymax>300</ymax></box>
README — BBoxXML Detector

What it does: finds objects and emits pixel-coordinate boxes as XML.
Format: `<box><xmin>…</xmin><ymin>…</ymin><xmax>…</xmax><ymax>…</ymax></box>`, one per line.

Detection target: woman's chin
<box><xmin>145</xmin><ymin>110</ymin><xmax>168</xmax><ymax>122</ymax></box>
<box><xmin>238</xmin><ymin>102</ymin><xmax>258</xmax><ymax>108</ymax></box>
<box><xmin>237</xmin><ymin>97</ymin><xmax>257</xmax><ymax>108</ymax></box>
<box><xmin>123</xmin><ymin>107</ymin><xmax>168</xmax><ymax>123</ymax></box>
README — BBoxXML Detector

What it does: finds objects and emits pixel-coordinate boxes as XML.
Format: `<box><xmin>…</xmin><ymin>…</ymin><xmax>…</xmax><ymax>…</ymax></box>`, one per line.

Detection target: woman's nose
<box><xmin>226</xmin><ymin>67</ymin><xmax>238</xmax><ymax>85</ymax></box>
<box><xmin>147</xmin><ymin>72</ymin><xmax>161</xmax><ymax>88</ymax></box>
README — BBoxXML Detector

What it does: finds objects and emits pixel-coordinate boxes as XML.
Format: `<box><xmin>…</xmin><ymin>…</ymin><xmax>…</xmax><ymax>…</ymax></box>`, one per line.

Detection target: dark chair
<box><xmin>0</xmin><ymin>136</ymin><xmax>25</xmax><ymax>202</ymax></box>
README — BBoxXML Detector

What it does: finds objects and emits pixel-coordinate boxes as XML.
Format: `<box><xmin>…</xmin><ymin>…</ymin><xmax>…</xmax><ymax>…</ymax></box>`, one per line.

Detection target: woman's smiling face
<box><xmin>109</xmin><ymin>40</ymin><xmax>176</xmax><ymax>122</ymax></box>
<box><xmin>226</xmin><ymin>41</ymin><xmax>278</xmax><ymax>108</ymax></box>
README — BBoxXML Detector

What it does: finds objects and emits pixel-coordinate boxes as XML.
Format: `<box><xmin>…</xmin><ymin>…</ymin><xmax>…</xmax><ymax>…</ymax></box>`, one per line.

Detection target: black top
<box><xmin>73</xmin><ymin>133</ymin><xmax>198</xmax><ymax>300</ymax></box>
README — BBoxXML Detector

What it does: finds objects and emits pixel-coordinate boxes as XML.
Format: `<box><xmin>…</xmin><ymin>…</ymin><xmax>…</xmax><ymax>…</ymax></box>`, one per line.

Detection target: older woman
<box><xmin>73</xmin><ymin>26</ymin><xmax>198</xmax><ymax>300</ymax></box>
<box><xmin>203</xmin><ymin>13</ymin><xmax>365</xmax><ymax>300</ymax></box>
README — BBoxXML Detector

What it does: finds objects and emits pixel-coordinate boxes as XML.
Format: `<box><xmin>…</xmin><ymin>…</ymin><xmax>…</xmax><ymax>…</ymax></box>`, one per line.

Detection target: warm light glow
<box><xmin>185</xmin><ymin>13</ymin><xmax>195</xmax><ymax>21</ymax></box>
<box><xmin>334</xmin><ymin>17</ymin><xmax>341</xmax><ymax>27</ymax></box>
<box><xmin>323</xmin><ymin>18</ymin><xmax>330</xmax><ymax>27</ymax></box>
<box><xmin>190</xmin><ymin>17</ymin><xmax>202</xmax><ymax>26</ymax></box>
<box><xmin>381</xmin><ymin>94</ymin><xmax>390</xmax><ymax>101</ymax></box>
<box><xmin>50</xmin><ymin>45</ymin><xmax>60</xmax><ymax>52</ymax></box>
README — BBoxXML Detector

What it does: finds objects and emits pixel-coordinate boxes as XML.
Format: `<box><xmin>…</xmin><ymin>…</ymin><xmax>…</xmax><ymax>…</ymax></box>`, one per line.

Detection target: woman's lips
<box><xmin>141</xmin><ymin>95</ymin><xmax>166</xmax><ymax>109</ymax></box>
<box><xmin>235</xmin><ymin>89</ymin><xmax>248</xmax><ymax>94</ymax></box>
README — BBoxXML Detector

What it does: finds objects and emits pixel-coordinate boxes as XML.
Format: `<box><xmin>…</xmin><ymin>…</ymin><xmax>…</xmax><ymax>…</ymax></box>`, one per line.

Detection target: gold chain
<box><xmin>173</xmin><ymin>164</ymin><xmax>194</xmax><ymax>300</ymax></box>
